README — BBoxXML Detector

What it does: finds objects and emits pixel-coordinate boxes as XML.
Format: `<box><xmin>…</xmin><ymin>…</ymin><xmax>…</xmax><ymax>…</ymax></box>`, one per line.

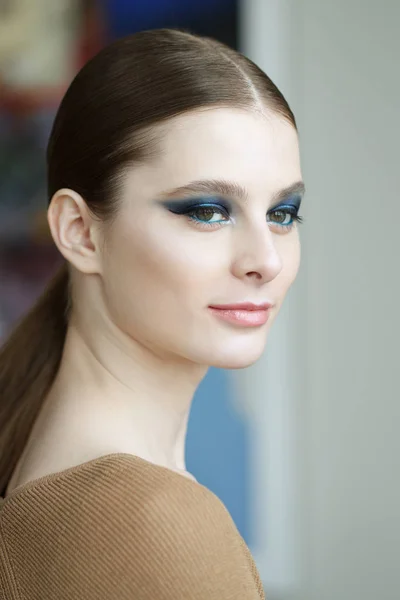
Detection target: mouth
<box><xmin>208</xmin><ymin>302</ymin><xmax>273</xmax><ymax>327</ymax></box>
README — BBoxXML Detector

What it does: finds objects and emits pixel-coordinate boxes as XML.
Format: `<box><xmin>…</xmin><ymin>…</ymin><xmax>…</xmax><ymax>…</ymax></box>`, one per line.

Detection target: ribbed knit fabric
<box><xmin>0</xmin><ymin>453</ymin><xmax>265</xmax><ymax>599</ymax></box>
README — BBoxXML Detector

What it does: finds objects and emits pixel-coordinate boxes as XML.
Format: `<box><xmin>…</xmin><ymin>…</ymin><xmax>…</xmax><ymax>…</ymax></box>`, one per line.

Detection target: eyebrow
<box><xmin>158</xmin><ymin>178</ymin><xmax>306</xmax><ymax>204</ymax></box>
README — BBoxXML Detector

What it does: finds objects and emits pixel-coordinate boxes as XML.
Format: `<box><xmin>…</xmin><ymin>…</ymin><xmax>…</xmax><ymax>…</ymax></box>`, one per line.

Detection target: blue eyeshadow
<box><xmin>270</xmin><ymin>194</ymin><xmax>302</xmax><ymax>211</ymax></box>
<box><xmin>159</xmin><ymin>197</ymin><xmax>232</xmax><ymax>214</ymax></box>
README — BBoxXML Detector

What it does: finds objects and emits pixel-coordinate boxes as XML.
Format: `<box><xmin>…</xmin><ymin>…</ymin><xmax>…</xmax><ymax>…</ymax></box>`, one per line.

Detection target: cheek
<box><xmin>103</xmin><ymin>221</ymin><xmax>226</xmax><ymax>321</ymax></box>
<box><xmin>274</xmin><ymin>234</ymin><xmax>301</xmax><ymax>301</ymax></box>
<box><xmin>285</xmin><ymin>235</ymin><xmax>301</xmax><ymax>282</ymax></box>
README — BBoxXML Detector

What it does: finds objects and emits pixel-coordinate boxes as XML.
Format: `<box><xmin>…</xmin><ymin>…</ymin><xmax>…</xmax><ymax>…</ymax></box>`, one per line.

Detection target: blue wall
<box><xmin>187</xmin><ymin>368</ymin><xmax>251</xmax><ymax>544</ymax></box>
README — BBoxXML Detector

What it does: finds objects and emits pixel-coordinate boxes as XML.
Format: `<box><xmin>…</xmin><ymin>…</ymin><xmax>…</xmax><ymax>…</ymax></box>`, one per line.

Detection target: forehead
<box><xmin>124</xmin><ymin>107</ymin><xmax>302</xmax><ymax>199</ymax></box>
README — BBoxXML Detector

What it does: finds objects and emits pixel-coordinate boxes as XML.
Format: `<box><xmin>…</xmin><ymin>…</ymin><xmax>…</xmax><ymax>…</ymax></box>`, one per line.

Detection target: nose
<box><xmin>231</xmin><ymin>224</ymin><xmax>283</xmax><ymax>284</ymax></box>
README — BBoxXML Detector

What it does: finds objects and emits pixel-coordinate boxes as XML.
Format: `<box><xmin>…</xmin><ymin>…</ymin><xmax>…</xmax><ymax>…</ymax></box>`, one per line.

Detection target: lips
<box><xmin>208</xmin><ymin>302</ymin><xmax>273</xmax><ymax>327</ymax></box>
<box><xmin>208</xmin><ymin>302</ymin><xmax>273</xmax><ymax>311</ymax></box>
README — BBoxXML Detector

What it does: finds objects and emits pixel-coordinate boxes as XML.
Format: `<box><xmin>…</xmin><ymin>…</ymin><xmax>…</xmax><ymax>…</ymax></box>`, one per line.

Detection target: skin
<box><xmin>6</xmin><ymin>107</ymin><xmax>304</xmax><ymax>493</ymax></box>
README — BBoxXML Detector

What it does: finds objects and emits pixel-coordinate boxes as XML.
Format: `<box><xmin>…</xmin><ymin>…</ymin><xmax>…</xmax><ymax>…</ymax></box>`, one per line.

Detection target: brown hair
<box><xmin>0</xmin><ymin>28</ymin><xmax>297</xmax><ymax>495</ymax></box>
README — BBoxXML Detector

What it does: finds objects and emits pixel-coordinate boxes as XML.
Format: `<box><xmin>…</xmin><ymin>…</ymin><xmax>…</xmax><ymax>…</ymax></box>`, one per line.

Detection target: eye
<box><xmin>268</xmin><ymin>205</ymin><xmax>304</xmax><ymax>232</ymax></box>
<box><xmin>163</xmin><ymin>197</ymin><xmax>232</xmax><ymax>230</ymax></box>
<box><xmin>185</xmin><ymin>204</ymin><xmax>230</xmax><ymax>228</ymax></box>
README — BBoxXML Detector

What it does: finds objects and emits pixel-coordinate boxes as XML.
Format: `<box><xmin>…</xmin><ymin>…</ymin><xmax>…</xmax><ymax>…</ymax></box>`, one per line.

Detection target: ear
<box><xmin>47</xmin><ymin>188</ymin><xmax>103</xmax><ymax>275</ymax></box>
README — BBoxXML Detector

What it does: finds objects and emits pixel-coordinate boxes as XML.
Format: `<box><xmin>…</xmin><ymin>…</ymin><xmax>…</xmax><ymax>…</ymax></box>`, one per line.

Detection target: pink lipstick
<box><xmin>208</xmin><ymin>302</ymin><xmax>273</xmax><ymax>327</ymax></box>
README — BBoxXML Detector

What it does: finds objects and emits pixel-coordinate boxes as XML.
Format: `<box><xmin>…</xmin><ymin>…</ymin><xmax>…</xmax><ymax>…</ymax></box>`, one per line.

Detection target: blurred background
<box><xmin>1</xmin><ymin>1</ymin><xmax>399</xmax><ymax>599</ymax></box>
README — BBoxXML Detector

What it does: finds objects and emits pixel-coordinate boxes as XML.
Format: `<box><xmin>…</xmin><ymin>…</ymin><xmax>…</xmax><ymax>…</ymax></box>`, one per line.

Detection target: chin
<box><xmin>210</xmin><ymin>354</ymin><xmax>264</xmax><ymax>370</ymax></box>
<box><xmin>204</xmin><ymin>338</ymin><xmax>268</xmax><ymax>370</ymax></box>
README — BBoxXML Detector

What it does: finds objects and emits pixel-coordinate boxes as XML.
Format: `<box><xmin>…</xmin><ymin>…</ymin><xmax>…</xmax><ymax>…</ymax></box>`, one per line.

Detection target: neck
<box><xmin>39</xmin><ymin>318</ymin><xmax>208</xmax><ymax>475</ymax></box>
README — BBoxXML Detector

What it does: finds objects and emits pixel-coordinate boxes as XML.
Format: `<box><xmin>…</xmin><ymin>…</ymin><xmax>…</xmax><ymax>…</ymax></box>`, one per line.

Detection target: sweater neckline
<box><xmin>1</xmin><ymin>452</ymin><xmax>199</xmax><ymax>504</ymax></box>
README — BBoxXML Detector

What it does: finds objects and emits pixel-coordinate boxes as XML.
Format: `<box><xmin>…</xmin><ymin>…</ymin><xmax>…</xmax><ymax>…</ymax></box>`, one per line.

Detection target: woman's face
<box><xmin>100</xmin><ymin>107</ymin><xmax>304</xmax><ymax>369</ymax></box>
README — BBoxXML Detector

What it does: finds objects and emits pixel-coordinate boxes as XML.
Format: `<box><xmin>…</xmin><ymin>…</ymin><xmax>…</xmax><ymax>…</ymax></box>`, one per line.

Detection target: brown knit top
<box><xmin>0</xmin><ymin>453</ymin><xmax>265</xmax><ymax>599</ymax></box>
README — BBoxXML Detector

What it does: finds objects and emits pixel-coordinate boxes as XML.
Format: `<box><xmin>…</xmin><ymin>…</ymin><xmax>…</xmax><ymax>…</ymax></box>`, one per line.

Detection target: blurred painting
<box><xmin>0</xmin><ymin>0</ymin><xmax>105</xmax><ymax>340</ymax></box>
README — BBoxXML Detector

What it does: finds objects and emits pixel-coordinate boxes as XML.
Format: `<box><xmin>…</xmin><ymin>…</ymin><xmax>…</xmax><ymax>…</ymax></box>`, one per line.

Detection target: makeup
<box><xmin>159</xmin><ymin>197</ymin><xmax>232</xmax><ymax>215</ymax></box>
<box><xmin>208</xmin><ymin>302</ymin><xmax>273</xmax><ymax>327</ymax></box>
<box><xmin>267</xmin><ymin>198</ymin><xmax>303</xmax><ymax>230</ymax></box>
<box><xmin>157</xmin><ymin>189</ymin><xmax>304</xmax><ymax>231</ymax></box>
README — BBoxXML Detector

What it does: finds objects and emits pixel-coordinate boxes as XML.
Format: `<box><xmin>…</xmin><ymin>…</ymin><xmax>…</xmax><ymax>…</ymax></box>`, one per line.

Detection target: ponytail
<box><xmin>0</xmin><ymin>263</ymin><xmax>70</xmax><ymax>496</ymax></box>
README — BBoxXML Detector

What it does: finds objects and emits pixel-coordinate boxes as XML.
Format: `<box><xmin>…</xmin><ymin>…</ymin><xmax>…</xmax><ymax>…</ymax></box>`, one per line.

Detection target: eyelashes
<box><xmin>164</xmin><ymin>197</ymin><xmax>304</xmax><ymax>232</ymax></box>
<box><xmin>267</xmin><ymin>204</ymin><xmax>304</xmax><ymax>231</ymax></box>
<box><xmin>163</xmin><ymin>198</ymin><xmax>231</xmax><ymax>216</ymax></box>
<box><xmin>183</xmin><ymin>203</ymin><xmax>230</xmax><ymax>227</ymax></box>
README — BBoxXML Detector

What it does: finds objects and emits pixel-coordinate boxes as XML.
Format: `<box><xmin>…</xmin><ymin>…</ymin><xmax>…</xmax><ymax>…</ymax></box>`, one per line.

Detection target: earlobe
<box><xmin>47</xmin><ymin>188</ymin><xmax>102</xmax><ymax>275</ymax></box>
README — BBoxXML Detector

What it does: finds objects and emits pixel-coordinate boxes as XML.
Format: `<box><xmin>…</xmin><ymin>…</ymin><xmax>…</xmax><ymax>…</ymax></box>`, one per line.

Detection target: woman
<box><xmin>0</xmin><ymin>28</ymin><xmax>305</xmax><ymax>599</ymax></box>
